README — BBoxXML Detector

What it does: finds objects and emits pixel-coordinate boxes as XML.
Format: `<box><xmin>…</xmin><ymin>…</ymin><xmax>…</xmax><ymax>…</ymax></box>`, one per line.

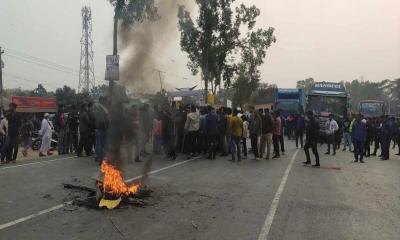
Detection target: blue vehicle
<box><xmin>273</xmin><ymin>88</ymin><xmax>305</xmax><ymax>118</ymax></box>
<box><xmin>306</xmin><ymin>82</ymin><xmax>349</xmax><ymax>136</ymax></box>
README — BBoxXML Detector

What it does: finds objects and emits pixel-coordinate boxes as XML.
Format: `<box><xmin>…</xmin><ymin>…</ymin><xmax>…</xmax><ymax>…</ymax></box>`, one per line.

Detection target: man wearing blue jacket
<box><xmin>352</xmin><ymin>114</ymin><xmax>367</xmax><ymax>163</ymax></box>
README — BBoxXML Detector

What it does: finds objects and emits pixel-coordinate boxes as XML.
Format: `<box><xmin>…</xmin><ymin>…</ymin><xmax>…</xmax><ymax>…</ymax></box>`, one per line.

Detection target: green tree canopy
<box><xmin>178</xmin><ymin>0</ymin><xmax>275</xmax><ymax>100</ymax></box>
<box><xmin>296</xmin><ymin>78</ymin><xmax>314</xmax><ymax>95</ymax></box>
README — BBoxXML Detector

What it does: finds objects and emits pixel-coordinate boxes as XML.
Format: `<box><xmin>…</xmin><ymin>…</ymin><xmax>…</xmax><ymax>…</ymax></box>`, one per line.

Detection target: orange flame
<box><xmin>100</xmin><ymin>161</ymin><xmax>139</xmax><ymax>197</ymax></box>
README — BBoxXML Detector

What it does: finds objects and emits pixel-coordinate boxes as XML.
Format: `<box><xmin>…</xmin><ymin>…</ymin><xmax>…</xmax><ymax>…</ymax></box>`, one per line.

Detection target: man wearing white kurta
<box><xmin>325</xmin><ymin>114</ymin><xmax>339</xmax><ymax>156</ymax></box>
<box><xmin>39</xmin><ymin>113</ymin><xmax>53</xmax><ymax>157</ymax></box>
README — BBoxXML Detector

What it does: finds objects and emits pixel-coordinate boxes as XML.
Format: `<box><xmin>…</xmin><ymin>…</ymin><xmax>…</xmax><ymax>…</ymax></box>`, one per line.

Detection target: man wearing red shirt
<box><xmin>273</xmin><ymin>111</ymin><xmax>282</xmax><ymax>158</ymax></box>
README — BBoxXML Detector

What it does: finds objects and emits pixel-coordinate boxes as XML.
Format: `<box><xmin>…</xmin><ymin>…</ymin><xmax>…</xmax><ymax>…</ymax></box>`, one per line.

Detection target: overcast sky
<box><xmin>1</xmin><ymin>0</ymin><xmax>399</xmax><ymax>91</ymax></box>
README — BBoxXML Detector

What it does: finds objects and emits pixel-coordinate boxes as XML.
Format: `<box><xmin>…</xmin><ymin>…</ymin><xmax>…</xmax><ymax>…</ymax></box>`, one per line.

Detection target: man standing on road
<box><xmin>162</xmin><ymin>109</ymin><xmax>177</xmax><ymax>160</ymax></box>
<box><xmin>325</xmin><ymin>113</ymin><xmax>339</xmax><ymax>156</ymax></box>
<box><xmin>371</xmin><ymin>117</ymin><xmax>382</xmax><ymax>156</ymax></box>
<box><xmin>229</xmin><ymin>109</ymin><xmax>243</xmax><ymax>162</ymax></box>
<box><xmin>184</xmin><ymin>105</ymin><xmax>200</xmax><ymax>159</ymax></box>
<box><xmin>303</xmin><ymin>111</ymin><xmax>320</xmax><ymax>167</ymax></box>
<box><xmin>20</xmin><ymin>117</ymin><xmax>33</xmax><ymax>157</ymax></box>
<box><xmin>380</xmin><ymin>115</ymin><xmax>392</xmax><ymax>161</ymax></box>
<box><xmin>218</xmin><ymin>108</ymin><xmax>228</xmax><ymax>156</ymax></box>
<box><xmin>279</xmin><ymin>114</ymin><xmax>286</xmax><ymax>154</ymax></box>
<box><xmin>352</xmin><ymin>114</ymin><xmax>367</xmax><ymax>163</ymax></box>
<box><xmin>94</xmin><ymin>97</ymin><xmax>109</xmax><ymax>163</ymax></box>
<box><xmin>206</xmin><ymin>106</ymin><xmax>219</xmax><ymax>159</ymax></box>
<box><xmin>55</xmin><ymin>105</ymin><xmax>68</xmax><ymax>155</ymax></box>
<box><xmin>39</xmin><ymin>113</ymin><xmax>53</xmax><ymax>157</ymax></box>
<box><xmin>77</xmin><ymin>104</ymin><xmax>92</xmax><ymax>157</ymax></box>
<box><xmin>1</xmin><ymin>103</ymin><xmax>21</xmax><ymax>163</ymax></box>
<box><xmin>249</xmin><ymin>107</ymin><xmax>262</xmax><ymax>160</ymax></box>
<box><xmin>342</xmin><ymin>115</ymin><xmax>353</xmax><ymax>152</ymax></box>
<box><xmin>67</xmin><ymin>105</ymin><xmax>79</xmax><ymax>154</ymax></box>
<box><xmin>260</xmin><ymin>108</ymin><xmax>274</xmax><ymax>160</ymax></box>
<box><xmin>295</xmin><ymin>113</ymin><xmax>305</xmax><ymax>149</ymax></box>
<box><xmin>241</xmin><ymin>115</ymin><xmax>250</xmax><ymax>159</ymax></box>
<box><xmin>0</xmin><ymin>114</ymin><xmax>8</xmax><ymax>164</ymax></box>
<box><xmin>272</xmin><ymin>111</ymin><xmax>282</xmax><ymax>159</ymax></box>
<box><xmin>396</xmin><ymin>118</ymin><xmax>400</xmax><ymax>156</ymax></box>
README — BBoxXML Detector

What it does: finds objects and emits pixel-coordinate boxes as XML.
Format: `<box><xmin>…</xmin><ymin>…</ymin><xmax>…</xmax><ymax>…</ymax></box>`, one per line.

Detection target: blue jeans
<box><xmin>343</xmin><ymin>132</ymin><xmax>352</xmax><ymax>151</ymax></box>
<box><xmin>230</xmin><ymin>136</ymin><xmax>241</xmax><ymax>161</ymax></box>
<box><xmin>95</xmin><ymin>129</ymin><xmax>106</xmax><ymax>162</ymax></box>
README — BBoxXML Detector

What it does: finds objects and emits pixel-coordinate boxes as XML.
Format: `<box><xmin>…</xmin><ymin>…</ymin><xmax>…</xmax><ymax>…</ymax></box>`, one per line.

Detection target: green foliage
<box><xmin>232</xmin><ymin>18</ymin><xmax>276</xmax><ymax>105</ymax></box>
<box><xmin>296</xmin><ymin>78</ymin><xmax>314</xmax><ymax>95</ymax></box>
<box><xmin>178</xmin><ymin>0</ymin><xmax>276</xmax><ymax>96</ymax></box>
<box><xmin>55</xmin><ymin>86</ymin><xmax>77</xmax><ymax>107</ymax></box>
<box><xmin>90</xmin><ymin>84</ymin><xmax>109</xmax><ymax>98</ymax></box>
<box><xmin>344</xmin><ymin>79</ymin><xmax>387</xmax><ymax>112</ymax></box>
<box><xmin>149</xmin><ymin>90</ymin><xmax>169</xmax><ymax>108</ymax></box>
<box><xmin>249</xmin><ymin>83</ymin><xmax>277</xmax><ymax>105</ymax></box>
<box><xmin>30</xmin><ymin>84</ymin><xmax>53</xmax><ymax>97</ymax></box>
<box><xmin>109</xmin><ymin>0</ymin><xmax>158</xmax><ymax>28</ymax></box>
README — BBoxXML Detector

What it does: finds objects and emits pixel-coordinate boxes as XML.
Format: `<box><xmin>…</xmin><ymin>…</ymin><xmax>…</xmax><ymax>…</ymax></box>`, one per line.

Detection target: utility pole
<box><xmin>157</xmin><ymin>70</ymin><xmax>165</xmax><ymax>92</ymax></box>
<box><xmin>0</xmin><ymin>47</ymin><xmax>4</xmax><ymax>113</ymax></box>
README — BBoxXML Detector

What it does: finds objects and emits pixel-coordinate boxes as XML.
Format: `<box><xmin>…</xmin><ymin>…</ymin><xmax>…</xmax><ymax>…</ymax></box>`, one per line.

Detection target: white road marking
<box><xmin>0</xmin><ymin>157</ymin><xmax>200</xmax><ymax>231</ymax></box>
<box><xmin>0</xmin><ymin>201</ymin><xmax>72</xmax><ymax>231</ymax></box>
<box><xmin>0</xmin><ymin>156</ymin><xmax>77</xmax><ymax>170</ymax></box>
<box><xmin>257</xmin><ymin>149</ymin><xmax>299</xmax><ymax>240</ymax></box>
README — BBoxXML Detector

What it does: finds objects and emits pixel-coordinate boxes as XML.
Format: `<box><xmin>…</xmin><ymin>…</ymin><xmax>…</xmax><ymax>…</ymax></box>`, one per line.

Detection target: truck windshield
<box><xmin>360</xmin><ymin>102</ymin><xmax>384</xmax><ymax>117</ymax></box>
<box><xmin>275</xmin><ymin>101</ymin><xmax>299</xmax><ymax>112</ymax></box>
<box><xmin>308</xmin><ymin>96</ymin><xmax>346</xmax><ymax>117</ymax></box>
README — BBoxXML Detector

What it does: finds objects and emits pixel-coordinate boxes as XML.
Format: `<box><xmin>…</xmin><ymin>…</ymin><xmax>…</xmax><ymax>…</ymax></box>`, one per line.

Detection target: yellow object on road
<box><xmin>99</xmin><ymin>197</ymin><xmax>122</xmax><ymax>209</ymax></box>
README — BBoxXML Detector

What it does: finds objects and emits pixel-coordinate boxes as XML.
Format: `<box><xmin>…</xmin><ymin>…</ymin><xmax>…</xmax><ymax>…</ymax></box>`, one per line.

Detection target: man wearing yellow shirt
<box><xmin>229</xmin><ymin>109</ymin><xmax>243</xmax><ymax>162</ymax></box>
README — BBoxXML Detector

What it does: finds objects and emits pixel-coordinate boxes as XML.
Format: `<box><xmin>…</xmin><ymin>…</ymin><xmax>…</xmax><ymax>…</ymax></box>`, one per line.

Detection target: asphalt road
<box><xmin>0</xmin><ymin>140</ymin><xmax>400</xmax><ymax>240</ymax></box>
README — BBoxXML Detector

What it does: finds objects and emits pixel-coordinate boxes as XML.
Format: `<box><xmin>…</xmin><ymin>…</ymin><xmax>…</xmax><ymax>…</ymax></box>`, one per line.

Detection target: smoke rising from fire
<box><xmin>119</xmin><ymin>0</ymin><xmax>195</xmax><ymax>93</ymax></box>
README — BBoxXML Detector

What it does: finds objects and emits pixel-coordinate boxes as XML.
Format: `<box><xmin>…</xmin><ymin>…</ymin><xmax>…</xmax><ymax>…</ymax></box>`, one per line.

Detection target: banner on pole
<box><xmin>105</xmin><ymin>55</ymin><xmax>119</xmax><ymax>81</ymax></box>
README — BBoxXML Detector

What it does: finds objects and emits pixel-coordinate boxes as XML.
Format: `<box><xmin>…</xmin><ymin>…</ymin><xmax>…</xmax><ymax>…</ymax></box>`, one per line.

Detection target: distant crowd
<box><xmin>0</xmin><ymin>99</ymin><xmax>399</xmax><ymax>167</ymax></box>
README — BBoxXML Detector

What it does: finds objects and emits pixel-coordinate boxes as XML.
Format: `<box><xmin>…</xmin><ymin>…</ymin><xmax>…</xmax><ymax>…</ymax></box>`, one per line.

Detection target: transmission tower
<box><xmin>79</xmin><ymin>6</ymin><xmax>95</xmax><ymax>93</ymax></box>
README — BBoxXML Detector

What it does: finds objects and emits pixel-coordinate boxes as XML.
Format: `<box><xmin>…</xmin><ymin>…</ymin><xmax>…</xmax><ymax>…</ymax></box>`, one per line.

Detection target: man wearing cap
<box><xmin>352</xmin><ymin>114</ymin><xmax>366</xmax><ymax>163</ymax></box>
<box><xmin>39</xmin><ymin>113</ymin><xmax>53</xmax><ymax>157</ymax></box>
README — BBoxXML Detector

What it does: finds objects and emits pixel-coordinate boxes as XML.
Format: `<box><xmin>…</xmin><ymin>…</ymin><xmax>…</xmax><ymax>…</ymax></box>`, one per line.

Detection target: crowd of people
<box><xmin>0</xmin><ymin>99</ymin><xmax>399</xmax><ymax>168</ymax></box>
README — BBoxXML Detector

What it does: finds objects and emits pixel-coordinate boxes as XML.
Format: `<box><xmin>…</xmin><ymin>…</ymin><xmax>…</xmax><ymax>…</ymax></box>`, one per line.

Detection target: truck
<box><xmin>306</xmin><ymin>82</ymin><xmax>349</xmax><ymax>136</ymax></box>
<box><xmin>359</xmin><ymin>100</ymin><xmax>385</xmax><ymax>118</ymax></box>
<box><xmin>273</xmin><ymin>88</ymin><xmax>305</xmax><ymax>118</ymax></box>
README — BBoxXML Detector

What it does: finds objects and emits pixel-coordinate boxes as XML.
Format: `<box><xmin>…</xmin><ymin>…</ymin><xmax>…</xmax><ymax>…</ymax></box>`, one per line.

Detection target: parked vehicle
<box><xmin>359</xmin><ymin>100</ymin><xmax>386</xmax><ymax>118</ymax></box>
<box><xmin>306</xmin><ymin>82</ymin><xmax>349</xmax><ymax>137</ymax></box>
<box><xmin>273</xmin><ymin>88</ymin><xmax>305</xmax><ymax>118</ymax></box>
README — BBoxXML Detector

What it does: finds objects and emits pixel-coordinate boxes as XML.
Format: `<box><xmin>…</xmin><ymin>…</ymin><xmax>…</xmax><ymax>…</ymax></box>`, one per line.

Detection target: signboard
<box><xmin>105</xmin><ymin>55</ymin><xmax>119</xmax><ymax>81</ymax></box>
<box><xmin>11</xmin><ymin>96</ymin><xmax>57</xmax><ymax>113</ymax></box>
<box><xmin>312</xmin><ymin>82</ymin><xmax>345</xmax><ymax>92</ymax></box>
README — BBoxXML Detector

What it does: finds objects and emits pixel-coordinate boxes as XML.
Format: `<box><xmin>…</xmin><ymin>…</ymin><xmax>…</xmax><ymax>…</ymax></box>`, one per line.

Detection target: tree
<box><xmin>249</xmin><ymin>83</ymin><xmax>277</xmax><ymax>105</ymax></box>
<box><xmin>149</xmin><ymin>90</ymin><xmax>169</xmax><ymax>108</ymax></box>
<box><xmin>345</xmin><ymin>79</ymin><xmax>387</xmax><ymax>112</ymax></box>
<box><xmin>90</xmin><ymin>84</ymin><xmax>109</xmax><ymax>98</ymax></box>
<box><xmin>108</xmin><ymin>0</ymin><xmax>158</xmax><ymax>53</ymax></box>
<box><xmin>107</xmin><ymin>0</ymin><xmax>158</xmax><ymax>96</ymax></box>
<box><xmin>31</xmin><ymin>84</ymin><xmax>51</xmax><ymax>97</ymax></box>
<box><xmin>232</xmin><ymin>16</ymin><xmax>276</xmax><ymax>106</ymax></box>
<box><xmin>178</xmin><ymin>0</ymin><xmax>275</xmax><ymax>101</ymax></box>
<box><xmin>55</xmin><ymin>85</ymin><xmax>77</xmax><ymax>107</ymax></box>
<box><xmin>296</xmin><ymin>78</ymin><xmax>314</xmax><ymax>95</ymax></box>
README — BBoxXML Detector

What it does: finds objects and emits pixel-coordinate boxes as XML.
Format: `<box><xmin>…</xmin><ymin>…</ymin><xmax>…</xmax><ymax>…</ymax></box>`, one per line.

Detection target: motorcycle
<box><xmin>31</xmin><ymin>131</ymin><xmax>58</xmax><ymax>151</ymax></box>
